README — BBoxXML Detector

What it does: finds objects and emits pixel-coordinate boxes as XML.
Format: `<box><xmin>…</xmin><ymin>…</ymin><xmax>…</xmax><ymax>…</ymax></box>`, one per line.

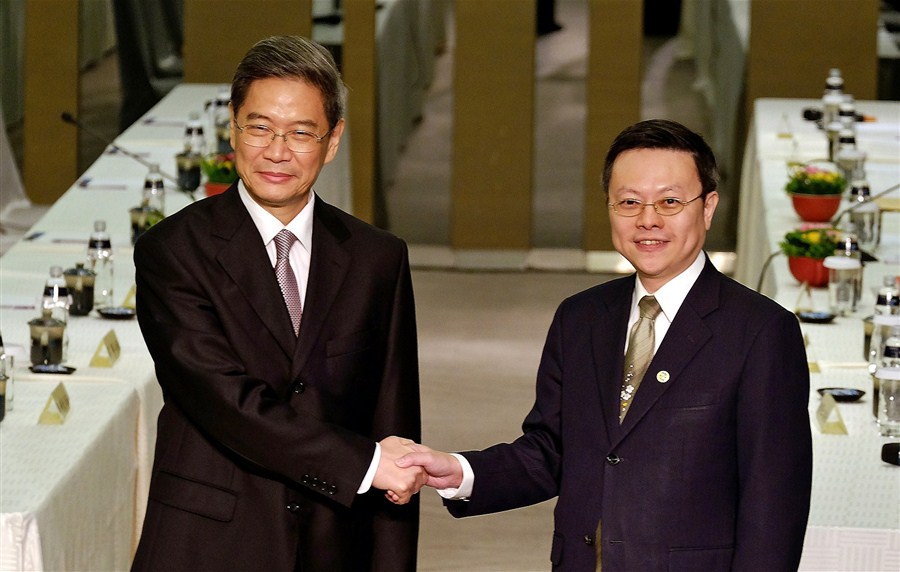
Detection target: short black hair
<box><xmin>602</xmin><ymin>119</ymin><xmax>719</xmax><ymax>198</ymax></box>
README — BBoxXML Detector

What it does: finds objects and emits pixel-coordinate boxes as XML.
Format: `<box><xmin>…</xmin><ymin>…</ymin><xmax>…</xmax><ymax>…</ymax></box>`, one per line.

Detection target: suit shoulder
<box><xmin>317</xmin><ymin>200</ymin><xmax>406</xmax><ymax>250</ymax></box>
<box><xmin>718</xmin><ymin>273</ymin><xmax>793</xmax><ymax>319</ymax></box>
<box><xmin>561</xmin><ymin>274</ymin><xmax>633</xmax><ymax>310</ymax></box>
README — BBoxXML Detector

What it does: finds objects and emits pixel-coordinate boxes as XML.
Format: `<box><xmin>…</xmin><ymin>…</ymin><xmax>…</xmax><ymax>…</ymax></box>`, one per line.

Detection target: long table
<box><xmin>735</xmin><ymin>98</ymin><xmax>900</xmax><ymax>571</ymax></box>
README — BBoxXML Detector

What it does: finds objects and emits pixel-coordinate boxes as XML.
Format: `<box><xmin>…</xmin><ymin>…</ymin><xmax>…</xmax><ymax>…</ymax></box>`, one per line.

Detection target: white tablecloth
<box><xmin>734</xmin><ymin>97</ymin><xmax>900</xmax><ymax>571</ymax></box>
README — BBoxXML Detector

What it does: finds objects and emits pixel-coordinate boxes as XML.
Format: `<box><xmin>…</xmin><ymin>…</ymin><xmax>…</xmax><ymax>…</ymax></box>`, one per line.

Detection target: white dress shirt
<box><xmin>441</xmin><ymin>251</ymin><xmax>708</xmax><ymax>500</ymax></box>
<box><xmin>238</xmin><ymin>183</ymin><xmax>381</xmax><ymax>494</ymax></box>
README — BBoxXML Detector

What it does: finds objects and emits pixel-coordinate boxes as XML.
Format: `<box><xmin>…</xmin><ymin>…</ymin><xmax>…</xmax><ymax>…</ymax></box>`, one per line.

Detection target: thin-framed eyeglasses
<box><xmin>607</xmin><ymin>194</ymin><xmax>704</xmax><ymax>217</ymax></box>
<box><xmin>234</xmin><ymin>122</ymin><xmax>333</xmax><ymax>154</ymax></box>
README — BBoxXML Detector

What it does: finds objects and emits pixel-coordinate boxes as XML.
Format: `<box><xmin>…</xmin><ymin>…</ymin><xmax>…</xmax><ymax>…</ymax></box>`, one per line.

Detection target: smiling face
<box><xmin>608</xmin><ymin>148</ymin><xmax>718</xmax><ymax>292</ymax></box>
<box><xmin>230</xmin><ymin>77</ymin><xmax>344</xmax><ymax>224</ymax></box>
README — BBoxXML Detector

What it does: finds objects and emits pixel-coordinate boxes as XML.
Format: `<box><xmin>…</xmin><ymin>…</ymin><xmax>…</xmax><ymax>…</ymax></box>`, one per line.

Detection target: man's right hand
<box><xmin>394</xmin><ymin>444</ymin><xmax>464</xmax><ymax>490</ymax></box>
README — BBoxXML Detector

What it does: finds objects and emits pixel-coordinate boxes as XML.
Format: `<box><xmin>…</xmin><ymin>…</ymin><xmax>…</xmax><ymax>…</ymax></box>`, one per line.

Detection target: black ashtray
<box><xmin>30</xmin><ymin>364</ymin><xmax>76</xmax><ymax>375</ymax></box>
<box><xmin>98</xmin><ymin>306</ymin><xmax>136</xmax><ymax>320</ymax></box>
<box><xmin>817</xmin><ymin>387</ymin><xmax>865</xmax><ymax>402</ymax></box>
<box><xmin>797</xmin><ymin>311</ymin><xmax>836</xmax><ymax>324</ymax></box>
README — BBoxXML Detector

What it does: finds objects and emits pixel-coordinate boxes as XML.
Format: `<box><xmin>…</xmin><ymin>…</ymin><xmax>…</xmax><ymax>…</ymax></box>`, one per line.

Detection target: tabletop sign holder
<box><xmin>121</xmin><ymin>284</ymin><xmax>137</xmax><ymax>309</ymax></box>
<box><xmin>815</xmin><ymin>393</ymin><xmax>848</xmax><ymax>435</ymax></box>
<box><xmin>90</xmin><ymin>329</ymin><xmax>121</xmax><ymax>367</ymax></box>
<box><xmin>38</xmin><ymin>382</ymin><xmax>70</xmax><ymax>425</ymax></box>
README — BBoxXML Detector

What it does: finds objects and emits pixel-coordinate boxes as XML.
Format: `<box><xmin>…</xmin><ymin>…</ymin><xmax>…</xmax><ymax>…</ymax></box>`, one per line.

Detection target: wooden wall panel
<box><xmin>451</xmin><ymin>1</ymin><xmax>535</xmax><ymax>249</ymax></box>
<box><xmin>23</xmin><ymin>0</ymin><xmax>80</xmax><ymax>204</ymax></box>
<box><xmin>583</xmin><ymin>0</ymin><xmax>643</xmax><ymax>251</ymax></box>
<box><xmin>183</xmin><ymin>0</ymin><xmax>312</xmax><ymax>84</ymax></box>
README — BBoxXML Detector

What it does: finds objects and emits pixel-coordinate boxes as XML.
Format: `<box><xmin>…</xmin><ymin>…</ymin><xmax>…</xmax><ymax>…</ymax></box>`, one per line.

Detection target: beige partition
<box><xmin>343</xmin><ymin>0</ymin><xmax>377</xmax><ymax>224</ymax></box>
<box><xmin>583</xmin><ymin>0</ymin><xmax>643</xmax><ymax>251</ymax></box>
<box><xmin>451</xmin><ymin>1</ymin><xmax>535</xmax><ymax>250</ymax></box>
<box><xmin>746</xmin><ymin>0</ymin><xmax>879</xmax><ymax>123</ymax></box>
<box><xmin>23</xmin><ymin>0</ymin><xmax>80</xmax><ymax>204</ymax></box>
<box><xmin>183</xmin><ymin>0</ymin><xmax>312</xmax><ymax>84</ymax></box>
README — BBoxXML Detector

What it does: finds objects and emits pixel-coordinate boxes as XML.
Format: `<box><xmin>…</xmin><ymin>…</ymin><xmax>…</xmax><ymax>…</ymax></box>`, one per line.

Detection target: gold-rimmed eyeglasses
<box><xmin>234</xmin><ymin>123</ymin><xmax>333</xmax><ymax>154</ymax></box>
<box><xmin>607</xmin><ymin>194</ymin><xmax>704</xmax><ymax>217</ymax></box>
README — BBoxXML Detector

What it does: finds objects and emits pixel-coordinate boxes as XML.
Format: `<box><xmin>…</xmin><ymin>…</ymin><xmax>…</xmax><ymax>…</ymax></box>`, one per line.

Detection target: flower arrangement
<box><xmin>201</xmin><ymin>152</ymin><xmax>239</xmax><ymax>184</ymax></box>
<box><xmin>779</xmin><ymin>225</ymin><xmax>841</xmax><ymax>259</ymax></box>
<box><xmin>785</xmin><ymin>164</ymin><xmax>845</xmax><ymax>196</ymax></box>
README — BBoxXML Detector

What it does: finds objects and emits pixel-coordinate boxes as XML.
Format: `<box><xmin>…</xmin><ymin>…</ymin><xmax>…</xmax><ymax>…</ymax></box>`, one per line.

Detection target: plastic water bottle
<box><xmin>131</xmin><ymin>164</ymin><xmax>166</xmax><ymax>244</ymax></box>
<box><xmin>41</xmin><ymin>266</ymin><xmax>71</xmax><ymax>361</ymax></box>
<box><xmin>87</xmin><ymin>220</ymin><xmax>114</xmax><ymax>309</ymax></box>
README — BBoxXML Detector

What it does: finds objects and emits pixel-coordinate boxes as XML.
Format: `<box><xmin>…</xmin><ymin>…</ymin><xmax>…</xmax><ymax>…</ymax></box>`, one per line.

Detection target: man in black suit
<box><xmin>398</xmin><ymin>120</ymin><xmax>813</xmax><ymax>571</ymax></box>
<box><xmin>132</xmin><ymin>36</ymin><xmax>423</xmax><ymax>571</ymax></box>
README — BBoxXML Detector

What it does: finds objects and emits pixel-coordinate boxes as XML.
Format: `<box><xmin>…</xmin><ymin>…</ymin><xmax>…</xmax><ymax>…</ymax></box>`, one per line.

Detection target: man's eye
<box><xmin>661</xmin><ymin>198</ymin><xmax>681</xmax><ymax>206</ymax></box>
<box><xmin>621</xmin><ymin>199</ymin><xmax>641</xmax><ymax>207</ymax></box>
<box><xmin>247</xmin><ymin>125</ymin><xmax>271</xmax><ymax>135</ymax></box>
<box><xmin>289</xmin><ymin>131</ymin><xmax>316</xmax><ymax>141</ymax></box>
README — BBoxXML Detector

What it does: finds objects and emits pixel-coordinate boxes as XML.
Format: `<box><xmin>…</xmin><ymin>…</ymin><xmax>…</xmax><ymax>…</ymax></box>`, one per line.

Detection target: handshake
<box><xmin>374</xmin><ymin>436</ymin><xmax>462</xmax><ymax>504</ymax></box>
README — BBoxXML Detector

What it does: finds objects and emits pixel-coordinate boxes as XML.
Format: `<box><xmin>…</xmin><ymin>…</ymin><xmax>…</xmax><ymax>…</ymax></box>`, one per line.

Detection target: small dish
<box><xmin>796</xmin><ymin>311</ymin><xmax>836</xmax><ymax>324</ymax></box>
<box><xmin>29</xmin><ymin>364</ymin><xmax>76</xmax><ymax>375</ymax></box>
<box><xmin>98</xmin><ymin>306</ymin><xmax>136</xmax><ymax>320</ymax></box>
<box><xmin>817</xmin><ymin>387</ymin><xmax>865</xmax><ymax>402</ymax></box>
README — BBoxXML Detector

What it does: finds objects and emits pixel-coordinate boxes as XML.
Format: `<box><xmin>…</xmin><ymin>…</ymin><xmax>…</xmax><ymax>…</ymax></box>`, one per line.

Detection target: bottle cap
<box><xmin>94</xmin><ymin>220</ymin><xmax>106</xmax><ymax>232</ymax></box>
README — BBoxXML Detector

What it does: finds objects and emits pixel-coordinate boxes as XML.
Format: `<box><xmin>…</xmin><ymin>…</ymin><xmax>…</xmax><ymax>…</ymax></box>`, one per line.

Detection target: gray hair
<box><xmin>231</xmin><ymin>35</ymin><xmax>346</xmax><ymax>129</ymax></box>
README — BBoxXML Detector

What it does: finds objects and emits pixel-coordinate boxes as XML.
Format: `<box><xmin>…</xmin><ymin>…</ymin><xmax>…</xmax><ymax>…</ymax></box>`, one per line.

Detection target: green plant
<box><xmin>785</xmin><ymin>164</ymin><xmax>845</xmax><ymax>196</ymax></box>
<box><xmin>201</xmin><ymin>152</ymin><xmax>239</xmax><ymax>184</ymax></box>
<box><xmin>779</xmin><ymin>227</ymin><xmax>841</xmax><ymax>259</ymax></box>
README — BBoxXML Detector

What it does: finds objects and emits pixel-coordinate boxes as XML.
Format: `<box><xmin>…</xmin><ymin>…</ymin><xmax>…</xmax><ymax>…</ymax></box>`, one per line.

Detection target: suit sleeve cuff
<box><xmin>357</xmin><ymin>442</ymin><xmax>380</xmax><ymax>494</ymax></box>
<box><xmin>436</xmin><ymin>453</ymin><xmax>474</xmax><ymax>500</ymax></box>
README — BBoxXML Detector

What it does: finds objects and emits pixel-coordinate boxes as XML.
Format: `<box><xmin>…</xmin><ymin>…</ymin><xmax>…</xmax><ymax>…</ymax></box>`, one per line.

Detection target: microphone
<box><xmin>61</xmin><ymin>112</ymin><xmax>195</xmax><ymax>201</ymax></box>
<box><xmin>830</xmin><ymin>181</ymin><xmax>900</xmax><ymax>226</ymax></box>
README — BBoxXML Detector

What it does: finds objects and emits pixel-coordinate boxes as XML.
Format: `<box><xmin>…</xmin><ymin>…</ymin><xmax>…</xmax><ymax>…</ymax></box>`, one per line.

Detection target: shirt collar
<box><xmin>237</xmin><ymin>181</ymin><xmax>314</xmax><ymax>253</ymax></box>
<box><xmin>634</xmin><ymin>250</ymin><xmax>706</xmax><ymax>323</ymax></box>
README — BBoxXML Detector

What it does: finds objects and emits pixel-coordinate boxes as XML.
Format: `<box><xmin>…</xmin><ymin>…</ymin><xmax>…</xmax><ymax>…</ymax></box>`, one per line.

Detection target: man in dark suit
<box><xmin>132</xmin><ymin>36</ymin><xmax>423</xmax><ymax>571</ymax></box>
<box><xmin>398</xmin><ymin>120</ymin><xmax>813</xmax><ymax>571</ymax></box>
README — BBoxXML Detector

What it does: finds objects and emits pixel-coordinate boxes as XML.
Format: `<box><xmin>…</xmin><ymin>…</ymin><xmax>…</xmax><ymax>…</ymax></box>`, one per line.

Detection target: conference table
<box><xmin>735</xmin><ymin>98</ymin><xmax>900</xmax><ymax>571</ymax></box>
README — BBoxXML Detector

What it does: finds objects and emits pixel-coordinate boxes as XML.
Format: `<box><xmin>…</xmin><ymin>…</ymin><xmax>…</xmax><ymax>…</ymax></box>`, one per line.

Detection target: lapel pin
<box><xmin>656</xmin><ymin>371</ymin><xmax>670</xmax><ymax>383</ymax></box>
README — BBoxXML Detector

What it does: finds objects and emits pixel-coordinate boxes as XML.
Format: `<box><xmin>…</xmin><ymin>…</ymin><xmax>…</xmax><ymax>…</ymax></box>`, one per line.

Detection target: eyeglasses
<box><xmin>234</xmin><ymin>123</ymin><xmax>333</xmax><ymax>154</ymax></box>
<box><xmin>607</xmin><ymin>194</ymin><xmax>704</xmax><ymax>217</ymax></box>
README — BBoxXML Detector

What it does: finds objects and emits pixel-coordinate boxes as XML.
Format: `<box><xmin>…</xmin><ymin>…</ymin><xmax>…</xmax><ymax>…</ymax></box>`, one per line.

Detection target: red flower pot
<box><xmin>788</xmin><ymin>256</ymin><xmax>829</xmax><ymax>287</ymax></box>
<box><xmin>790</xmin><ymin>193</ymin><xmax>842</xmax><ymax>222</ymax></box>
<box><xmin>204</xmin><ymin>182</ymin><xmax>232</xmax><ymax>196</ymax></box>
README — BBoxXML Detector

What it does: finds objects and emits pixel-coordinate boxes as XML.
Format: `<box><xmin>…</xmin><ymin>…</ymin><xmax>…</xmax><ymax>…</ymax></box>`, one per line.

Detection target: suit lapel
<box><xmin>291</xmin><ymin>199</ymin><xmax>351</xmax><ymax>377</ymax></box>
<box><xmin>212</xmin><ymin>187</ymin><xmax>297</xmax><ymax>359</ymax></box>
<box><xmin>615</xmin><ymin>260</ymin><xmax>720</xmax><ymax>440</ymax></box>
<box><xmin>591</xmin><ymin>276</ymin><xmax>634</xmax><ymax>444</ymax></box>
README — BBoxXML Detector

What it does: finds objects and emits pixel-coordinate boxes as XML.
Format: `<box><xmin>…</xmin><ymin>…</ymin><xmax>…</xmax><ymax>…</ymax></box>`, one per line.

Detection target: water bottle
<box><xmin>875</xmin><ymin>275</ymin><xmax>900</xmax><ymax>316</ymax></box>
<box><xmin>41</xmin><ymin>266</ymin><xmax>71</xmax><ymax>361</ymax></box>
<box><xmin>87</xmin><ymin>220</ymin><xmax>114</xmax><ymax>309</ymax></box>
<box><xmin>184</xmin><ymin>110</ymin><xmax>207</xmax><ymax>156</ymax></box>
<box><xmin>848</xmin><ymin>181</ymin><xmax>880</xmax><ymax>253</ymax></box>
<box><xmin>821</xmin><ymin>69</ymin><xmax>844</xmax><ymax>127</ymax></box>
<box><xmin>131</xmin><ymin>164</ymin><xmax>166</xmax><ymax>244</ymax></box>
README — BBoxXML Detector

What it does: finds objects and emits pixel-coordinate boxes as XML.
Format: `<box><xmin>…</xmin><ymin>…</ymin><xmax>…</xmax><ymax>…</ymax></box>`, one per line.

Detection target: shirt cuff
<box><xmin>436</xmin><ymin>453</ymin><xmax>474</xmax><ymax>500</ymax></box>
<box><xmin>357</xmin><ymin>442</ymin><xmax>381</xmax><ymax>494</ymax></box>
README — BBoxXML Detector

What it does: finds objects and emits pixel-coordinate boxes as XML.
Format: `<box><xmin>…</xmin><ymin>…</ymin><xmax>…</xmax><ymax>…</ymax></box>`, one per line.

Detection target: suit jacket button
<box><xmin>292</xmin><ymin>381</ymin><xmax>305</xmax><ymax>394</ymax></box>
<box><xmin>606</xmin><ymin>454</ymin><xmax>621</xmax><ymax>465</ymax></box>
<box><xmin>583</xmin><ymin>534</ymin><xmax>594</xmax><ymax>546</ymax></box>
<box><xmin>302</xmin><ymin>474</ymin><xmax>310</xmax><ymax>484</ymax></box>
<box><xmin>286</xmin><ymin>502</ymin><xmax>300</xmax><ymax>512</ymax></box>
<box><xmin>328</xmin><ymin>485</ymin><xmax>337</xmax><ymax>495</ymax></box>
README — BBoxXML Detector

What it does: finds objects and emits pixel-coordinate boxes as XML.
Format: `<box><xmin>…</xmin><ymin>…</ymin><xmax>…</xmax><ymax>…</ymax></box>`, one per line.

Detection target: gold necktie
<box><xmin>619</xmin><ymin>295</ymin><xmax>662</xmax><ymax>422</ymax></box>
